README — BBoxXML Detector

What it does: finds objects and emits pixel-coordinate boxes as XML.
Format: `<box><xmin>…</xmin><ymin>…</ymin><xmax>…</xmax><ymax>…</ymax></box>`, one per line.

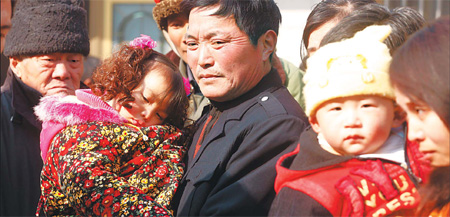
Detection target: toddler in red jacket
<box><xmin>269</xmin><ymin>25</ymin><xmax>430</xmax><ymax>217</ymax></box>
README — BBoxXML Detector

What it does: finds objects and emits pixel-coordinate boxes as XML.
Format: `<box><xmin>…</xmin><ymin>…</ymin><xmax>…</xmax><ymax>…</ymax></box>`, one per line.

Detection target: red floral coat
<box><xmin>34</xmin><ymin>91</ymin><xmax>186</xmax><ymax>216</ymax></box>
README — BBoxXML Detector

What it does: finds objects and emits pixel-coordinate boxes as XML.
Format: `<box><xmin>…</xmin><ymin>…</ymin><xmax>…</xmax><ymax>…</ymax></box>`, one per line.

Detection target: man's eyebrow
<box><xmin>186</xmin><ymin>32</ymin><xmax>220</xmax><ymax>40</ymax></box>
<box><xmin>185</xmin><ymin>33</ymin><xmax>196</xmax><ymax>40</ymax></box>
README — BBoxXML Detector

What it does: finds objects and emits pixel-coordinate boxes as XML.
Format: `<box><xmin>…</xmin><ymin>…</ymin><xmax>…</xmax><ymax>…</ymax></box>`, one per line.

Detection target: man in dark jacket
<box><xmin>172</xmin><ymin>0</ymin><xmax>309</xmax><ymax>216</ymax></box>
<box><xmin>0</xmin><ymin>0</ymin><xmax>89</xmax><ymax>215</ymax></box>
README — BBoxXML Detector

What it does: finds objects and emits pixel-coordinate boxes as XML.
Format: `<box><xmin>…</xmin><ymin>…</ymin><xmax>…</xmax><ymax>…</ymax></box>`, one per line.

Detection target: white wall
<box><xmin>275</xmin><ymin>0</ymin><xmax>321</xmax><ymax>67</ymax></box>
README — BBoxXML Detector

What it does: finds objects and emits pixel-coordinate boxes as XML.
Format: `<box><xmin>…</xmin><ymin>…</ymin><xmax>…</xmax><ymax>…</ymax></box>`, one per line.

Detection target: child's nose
<box><xmin>141</xmin><ymin>110</ymin><xmax>150</xmax><ymax>120</ymax></box>
<box><xmin>141</xmin><ymin>107</ymin><xmax>154</xmax><ymax>121</ymax></box>
<box><xmin>344</xmin><ymin>111</ymin><xmax>362</xmax><ymax>127</ymax></box>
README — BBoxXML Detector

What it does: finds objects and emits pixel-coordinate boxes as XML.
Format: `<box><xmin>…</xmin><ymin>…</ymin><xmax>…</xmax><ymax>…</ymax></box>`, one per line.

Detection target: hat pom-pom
<box><xmin>130</xmin><ymin>34</ymin><xmax>157</xmax><ymax>49</ymax></box>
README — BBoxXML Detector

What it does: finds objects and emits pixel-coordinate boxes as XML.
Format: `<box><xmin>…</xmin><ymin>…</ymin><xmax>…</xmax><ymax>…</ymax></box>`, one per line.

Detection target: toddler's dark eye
<box><xmin>331</xmin><ymin>107</ymin><xmax>341</xmax><ymax>111</ymax></box>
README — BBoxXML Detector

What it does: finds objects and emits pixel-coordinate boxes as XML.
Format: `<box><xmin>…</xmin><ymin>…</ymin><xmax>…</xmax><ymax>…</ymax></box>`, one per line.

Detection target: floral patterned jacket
<box><xmin>34</xmin><ymin>90</ymin><xmax>186</xmax><ymax>216</ymax></box>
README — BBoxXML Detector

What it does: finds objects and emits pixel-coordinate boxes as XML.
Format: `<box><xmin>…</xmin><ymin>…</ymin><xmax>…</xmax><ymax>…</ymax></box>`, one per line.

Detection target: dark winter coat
<box><xmin>173</xmin><ymin>68</ymin><xmax>309</xmax><ymax>216</ymax></box>
<box><xmin>1</xmin><ymin>69</ymin><xmax>43</xmax><ymax>216</ymax></box>
<box><xmin>269</xmin><ymin>127</ymin><xmax>431</xmax><ymax>217</ymax></box>
<box><xmin>0</xmin><ymin>69</ymin><xmax>88</xmax><ymax>216</ymax></box>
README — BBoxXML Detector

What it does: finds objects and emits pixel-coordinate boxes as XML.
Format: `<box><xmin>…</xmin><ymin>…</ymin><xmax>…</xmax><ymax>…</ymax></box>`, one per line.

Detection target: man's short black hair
<box><xmin>181</xmin><ymin>0</ymin><xmax>281</xmax><ymax>46</ymax></box>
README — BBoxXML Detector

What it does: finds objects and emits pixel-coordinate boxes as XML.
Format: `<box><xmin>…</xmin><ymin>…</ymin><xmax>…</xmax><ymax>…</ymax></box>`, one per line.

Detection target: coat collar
<box><xmin>288</xmin><ymin>127</ymin><xmax>353</xmax><ymax>171</ymax></box>
<box><xmin>5</xmin><ymin>68</ymin><xmax>90</xmax><ymax>129</ymax></box>
<box><xmin>190</xmin><ymin>68</ymin><xmax>284</xmax><ymax>164</ymax></box>
<box><xmin>8</xmin><ymin>68</ymin><xmax>43</xmax><ymax>129</ymax></box>
<box><xmin>210</xmin><ymin>67</ymin><xmax>283</xmax><ymax>113</ymax></box>
<box><xmin>200</xmin><ymin>67</ymin><xmax>283</xmax><ymax>142</ymax></box>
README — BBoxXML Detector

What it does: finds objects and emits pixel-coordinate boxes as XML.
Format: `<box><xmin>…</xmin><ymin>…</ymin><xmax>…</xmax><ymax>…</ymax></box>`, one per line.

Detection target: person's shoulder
<box><xmin>280</xmin><ymin>57</ymin><xmax>305</xmax><ymax>76</ymax></box>
<box><xmin>1</xmin><ymin>84</ymin><xmax>9</xmax><ymax>94</ymax></box>
<box><xmin>165</xmin><ymin>50</ymin><xmax>180</xmax><ymax>65</ymax></box>
<box><xmin>1</xmin><ymin>77</ymin><xmax>12</xmax><ymax>95</ymax></box>
<box><xmin>231</xmin><ymin>90</ymin><xmax>309</xmax><ymax>137</ymax></box>
<box><xmin>264</xmin><ymin>87</ymin><xmax>308</xmax><ymax>121</ymax></box>
<box><xmin>1</xmin><ymin>84</ymin><xmax>13</xmax><ymax>112</ymax></box>
<box><xmin>250</xmin><ymin>88</ymin><xmax>307</xmax><ymax>122</ymax></box>
<box><xmin>255</xmin><ymin>90</ymin><xmax>290</xmax><ymax>117</ymax></box>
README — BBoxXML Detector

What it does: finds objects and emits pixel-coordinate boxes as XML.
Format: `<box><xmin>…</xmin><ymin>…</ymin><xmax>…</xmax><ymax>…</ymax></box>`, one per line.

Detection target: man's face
<box><xmin>185</xmin><ymin>5</ymin><xmax>266</xmax><ymax>102</ymax></box>
<box><xmin>167</xmin><ymin>13</ymin><xmax>189</xmax><ymax>62</ymax></box>
<box><xmin>11</xmin><ymin>53</ymin><xmax>84</xmax><ymax>96</ymax></box>
<box><xmin>1</xmin><ymin>0</ymin><xmax>12</xmax><ymax>53</ymax></box>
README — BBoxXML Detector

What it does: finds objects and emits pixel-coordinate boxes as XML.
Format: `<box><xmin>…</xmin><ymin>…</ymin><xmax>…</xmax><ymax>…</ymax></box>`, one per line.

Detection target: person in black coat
<box><xmin>1</xmin><ymin>0</ymin><xmax>89</xmax><ymax>215</ymax></box>
<box><xmin>171</xmin><ymin>0</ymin><xmax>309</xmax><ymax>216</ymax></box>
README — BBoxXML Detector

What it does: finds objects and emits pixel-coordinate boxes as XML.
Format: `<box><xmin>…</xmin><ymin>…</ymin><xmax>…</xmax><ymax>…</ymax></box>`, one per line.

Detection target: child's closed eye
<box><xmin>141</xmin><ymin>94</ymin><xmax>150</xmax><ymax>103</ymax></box>
<box><xmin>156</xmin><ymin>113</ymin><xmax>164</xmax><ymax>121</ymax></box>
<box><xmin>122</xmin><ymin>102</ymin><xmax>132</xmax><ymax>109</ymax></box>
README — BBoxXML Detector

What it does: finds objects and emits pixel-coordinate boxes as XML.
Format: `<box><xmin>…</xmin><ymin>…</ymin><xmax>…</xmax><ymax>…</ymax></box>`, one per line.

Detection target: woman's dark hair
<box><xmin>300</xmin><ymin>0</ymin><xmax>376</xmax><ymax>60</ymax></box>
<box><xmin>180</xmin><ymin>0</ymin><xmax>281</xmax><ymax>46</ymax></box>
<box><xmin>320</xmin><ymin>5</ymin><xmax>425</xmax><ymax>54</ymax></box>
<box><xmin>91</xmin><ymin>45</ymin><xmax>189</xmax><ymax>129</ymax></box>
<box><xmin>416</xmin><ymin>166</ymin><xmax>450</xmax><ymax>215</ymax></box>
<box><xmin>389</xmin><ymin>16</ymin><xmax>450</xmax><ymax>128</ymax></box>
<box><xmin>391</xmin><ymin>17</ymin><xmax>450</xmax><ymax>215</ymax></box>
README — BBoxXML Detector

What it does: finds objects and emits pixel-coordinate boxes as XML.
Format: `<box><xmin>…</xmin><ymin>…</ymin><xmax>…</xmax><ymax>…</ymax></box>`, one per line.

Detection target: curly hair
<box><xmin>91</xmin><ymin>44</ymin><xmax>189</xmax><ymax>129</ymax></box>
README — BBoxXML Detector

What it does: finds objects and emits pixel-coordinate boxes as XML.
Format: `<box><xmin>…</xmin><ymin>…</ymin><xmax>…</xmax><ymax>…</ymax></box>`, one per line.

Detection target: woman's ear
<box><xmin>392</xmin><ymin>104</ymin><xmax>406</xmax><ymax>128</ymax></box>
<box><xmin>260</xmin><ymin>30</ymin><xmax>277</xmax><ymax>62</ymax></box>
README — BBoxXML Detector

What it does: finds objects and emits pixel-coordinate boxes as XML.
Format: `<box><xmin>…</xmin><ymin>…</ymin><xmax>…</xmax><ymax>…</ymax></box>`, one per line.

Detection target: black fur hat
<box><xmin>3</xmin><ymin>0</ymin><xmax>90</xmax><ymax>57</ymax></box>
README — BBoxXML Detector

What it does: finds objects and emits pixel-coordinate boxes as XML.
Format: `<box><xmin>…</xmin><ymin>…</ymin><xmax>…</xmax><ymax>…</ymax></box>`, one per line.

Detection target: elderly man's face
<box><xmin>1</xmin><ymin>0</ymin><xmax>12</xmax><ymax>53</ymax></box>
<box><xmin>10</xmin><ymin>53</ymin><xmax>84</xmax><ymax>96</ymax></box>
<box><xmin>185</xmin><ymin>5</ymin><xmax>266</xmax><ymax>102</ymax></box>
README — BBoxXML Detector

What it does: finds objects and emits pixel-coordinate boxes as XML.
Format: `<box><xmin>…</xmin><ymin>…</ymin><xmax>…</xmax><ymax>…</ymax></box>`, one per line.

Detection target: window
<box><xmin>112</xmin><ymin>3</ymin><xmax>170</xmax><ymax>54</ymax></box>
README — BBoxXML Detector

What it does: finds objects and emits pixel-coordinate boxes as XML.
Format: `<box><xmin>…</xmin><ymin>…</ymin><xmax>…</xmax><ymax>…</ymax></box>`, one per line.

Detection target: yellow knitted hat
<box><xmin>303</xmin><ymin>25</ymin><xmax>394</xmax><ymax>117</ymax></box>
<box><xmin>152</xmin><ymin>0</ymin><xmax>183</xmax><ymax>30</ymax></box>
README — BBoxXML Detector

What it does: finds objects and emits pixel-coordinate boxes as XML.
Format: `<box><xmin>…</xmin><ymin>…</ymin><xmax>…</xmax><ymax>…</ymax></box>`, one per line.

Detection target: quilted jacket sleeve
<box><xmin>39</xmin><ymin>122</ymin><xmax>185</xmax><ymax>216</ymax></box>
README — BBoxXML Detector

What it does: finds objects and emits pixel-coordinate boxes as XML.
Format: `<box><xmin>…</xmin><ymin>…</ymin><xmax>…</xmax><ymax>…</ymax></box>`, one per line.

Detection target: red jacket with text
<box><xmin>269</xmin><ymin>127</ymin><xmax>430</xmax><ymax>217</ymax></box>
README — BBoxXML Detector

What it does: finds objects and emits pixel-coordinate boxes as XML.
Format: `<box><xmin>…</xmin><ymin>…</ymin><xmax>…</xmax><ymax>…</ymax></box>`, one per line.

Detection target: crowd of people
<box><xmin>0</xmin><ymin>0</ymin><xmax>448</xmax><ymax>216</ymax></box>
